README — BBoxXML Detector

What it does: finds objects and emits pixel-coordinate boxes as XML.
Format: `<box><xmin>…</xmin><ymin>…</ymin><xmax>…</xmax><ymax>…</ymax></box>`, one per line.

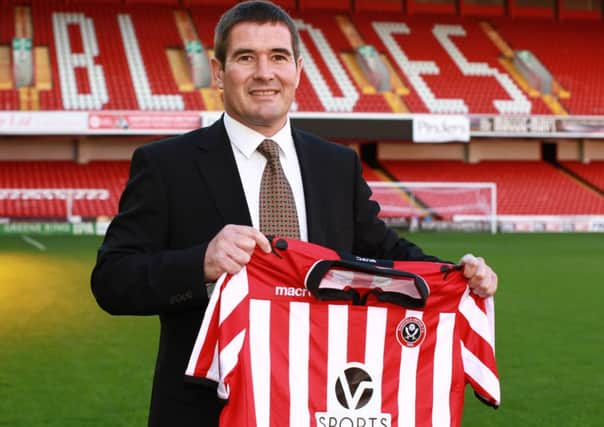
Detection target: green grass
<box><xmin>1</xmin><ymin>233</ymin><xmax>603</xmax><ymax>426</ymax></box>
<box><xmin>0</xmin><ymin>236</ymin><xmax>157</xmax><ymax>427</ymax></box>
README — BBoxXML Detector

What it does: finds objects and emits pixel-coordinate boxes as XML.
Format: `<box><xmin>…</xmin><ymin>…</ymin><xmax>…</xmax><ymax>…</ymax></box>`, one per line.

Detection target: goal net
<box><xmin>368</xmin><ymin>181</ymin><xmax>497</xmax><ymax>233</ymax></box>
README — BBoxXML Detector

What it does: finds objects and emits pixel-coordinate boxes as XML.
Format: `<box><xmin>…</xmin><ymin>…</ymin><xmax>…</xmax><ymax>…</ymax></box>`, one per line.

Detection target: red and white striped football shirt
<box><xmin>186</xmin><ymin>239</ymin><xmax>499</xmax><ymax>427</ymax></box>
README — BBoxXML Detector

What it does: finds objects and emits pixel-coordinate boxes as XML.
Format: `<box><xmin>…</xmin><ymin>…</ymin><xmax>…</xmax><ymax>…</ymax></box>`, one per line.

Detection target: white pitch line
<box><xmin>21</xmin><ymin>235</ymin><xmax>47</xmax><ymax>251</ymax></box>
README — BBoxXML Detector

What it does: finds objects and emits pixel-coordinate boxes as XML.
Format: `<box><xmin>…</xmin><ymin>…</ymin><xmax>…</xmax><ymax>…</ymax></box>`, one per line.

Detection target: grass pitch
<box><xmin>0</xmin><ymin>232</ymin><xmax>602</xmax><ymax>426</ymax></box>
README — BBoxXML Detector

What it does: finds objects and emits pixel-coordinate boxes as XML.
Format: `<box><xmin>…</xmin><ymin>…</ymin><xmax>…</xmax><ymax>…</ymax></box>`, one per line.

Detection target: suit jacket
<box><xmin>91</xmin><ymin>118</ymin><xmax>435</xmax><ymax>427</ymax></box>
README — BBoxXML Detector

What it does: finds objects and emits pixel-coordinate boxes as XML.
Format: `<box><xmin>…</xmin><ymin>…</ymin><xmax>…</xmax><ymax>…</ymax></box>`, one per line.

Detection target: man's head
<box><xmin>213</xmin><ymin>1</ymin><xmax>300</xmax><ymax>66</ymax></box>
<box><xmin>211</xmin><ymin>1</ymin><xmax>303</xmax><ymax>136</ymax></box>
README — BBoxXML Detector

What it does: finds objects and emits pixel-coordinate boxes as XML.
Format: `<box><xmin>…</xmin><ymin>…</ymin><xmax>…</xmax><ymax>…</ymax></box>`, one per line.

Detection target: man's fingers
<box><xmin>230</xmin><ymin>234</ymin><xmax>259</xmax><ymax>254</ymax></box>
<box><xmin>459</xmin><ymin>253</ymin><xmax>498</xmax><ymax>298</ymax></box>
<box><xmin>250</xmin><ymin>230</ymin><xmax>271</xmax><ymax>253</ymax></box>
<box><xmin>204</xmin><ymin>225</ymin><xmax>272</xmax><ymax>282</ymax></box>
<box><xmin>459</xmin><ymin>253</ymin><xmax>478</xmax><ymax>278</ymax></box>
<box><xmin>470</xmin><ymin>259</ymin><xmax>487</xmax><ymax>283</ymax></box>
<box><xmin>225</xmin><ymin>225</ymin><xmax>271</xmax><ymax>253</ymax></box>
<box><xmin>482</xmin><ymin>270</ymin><xmax>498</xmax><ymax>296</ymax></box>
<box><xmin>470</xmin><ymin>271</ymin><xmax>497</xmax><ymax>298</ymax></box>
<box><xmin>217</xmin><ymin>255</ymin><xmax>246</xmax><ymax>276</ymax></box>
<box><xmin>226</xmin><ymin>245</ymin><xmax>253</xmax><ymax>266</ymax></box>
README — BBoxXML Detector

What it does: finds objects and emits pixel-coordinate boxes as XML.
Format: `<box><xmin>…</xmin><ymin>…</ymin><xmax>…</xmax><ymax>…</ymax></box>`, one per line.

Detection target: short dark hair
<box><xmin>213</xmin><ymin>1</ymin><xmax>301</xmax><ymax>67</ymax></box>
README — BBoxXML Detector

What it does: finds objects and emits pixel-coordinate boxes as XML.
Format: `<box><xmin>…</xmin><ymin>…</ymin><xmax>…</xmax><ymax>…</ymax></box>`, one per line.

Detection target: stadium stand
<box><xmin>361</xmin><ymin>161</ymin><xmax>424</xmax><ymax>220</ymax></box>
<box><xmin>561</xmin><ymin>161</ymin><xmax>604</xmax><ymax>192</ymax></box>
<box><xmin>4</xmin><ymin>157</ymin><xmax>598</xmax><ymax>222</ymax></box>
<box><xmin>362</xmin><ymin>161</ymin><xmax>386</xmax><ymax>182</ymax></box>
<box><xmin>0</xmin><ymin>1</ymin><xmax>601</xmax><ymax>113</ymax></box>
<box><xmin>351</xmin><ymin>14</ymin><xmax>543</xmax><ymax>114</ymax></box>
<box><xmin>0</xmin><ymin>159</ymin><xmax>398</xmax><ymax>219</ymax></box>
<box><xmin>0</xmin><ymin>160</ymin><xmax>128</xmax><ymax>218</ymax></box>
<box><xmin>381</xmin><ymin>160</ymin><xmax>604</xmax><ymax>216</ymax></box>
<box><xmin>491</xmin><ymin>18</ymin><xmax>604</xmax><ymax>115</ymax></box>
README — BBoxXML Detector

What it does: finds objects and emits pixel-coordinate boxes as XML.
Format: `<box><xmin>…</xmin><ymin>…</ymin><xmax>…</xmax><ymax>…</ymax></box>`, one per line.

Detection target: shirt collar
<box><xmin>224</xmin><ymin>112</ymin><xmax>295</xmax><ymax>159</ymax></box>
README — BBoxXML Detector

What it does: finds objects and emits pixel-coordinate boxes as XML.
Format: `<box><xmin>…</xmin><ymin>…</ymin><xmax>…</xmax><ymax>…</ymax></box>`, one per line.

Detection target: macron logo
<box><xmin>275</xmin><ymin>286</ymin><xmax>311</xmax><ymax>298</ymax></box>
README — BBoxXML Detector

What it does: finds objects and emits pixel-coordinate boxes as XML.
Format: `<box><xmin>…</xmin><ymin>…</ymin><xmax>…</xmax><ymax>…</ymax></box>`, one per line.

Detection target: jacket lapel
<box><xmin>193</xmin><ymin>118</ymin><xmax>252</xmax><ymax>227</ymax></box>
<box><xmin>292</xmin><ymin>128</ymin><xmax>326</xmax><ymax>246</ymax></box>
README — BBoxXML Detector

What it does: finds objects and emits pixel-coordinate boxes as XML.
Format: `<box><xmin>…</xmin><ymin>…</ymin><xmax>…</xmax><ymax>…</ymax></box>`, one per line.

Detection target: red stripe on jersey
<box><xmin>234</xmin><ymin>339</ymin><xmax>258</xmax><ymax>427</ymax></box>
<box><xmin>449</xmin><ymin>321</ymin><xmax>466</xmax><ymax>427</ymax></box>
<box><xmin>308</xmin><ymin>303</ymin><xmax>329</xmax><ymax>427</ymax></box>
<box><xmin>347</xmin><ymin>305</ymin><xmax>367</xmax><ymax>363</ymax></box>
<box><xmin>270</xmin><ymin>301</ymin><xmax>291</xmax><ymax>427</ymax></box>
<box><xmin>381</xmin><ymin>309</ymin><xmax>404</xmax><ymax>424</ymax></box>
<box><xmin>190</xmin><ymin>298</ymin><xmax>220</xmax><ymax>378</ymax></box>
<box><xmin>458</xmin><ymin>314</ymin><xmax>497</xmax><ymax>372</ymax></box>
<box><xmin>472</xmin><ymin>295</ymin><xmax>489</xmax><ymax>315</ymax></box>
<box><xmin>415</xmin><ymin>311</ymin><xmax>437</xmax><ymax>427</ymax></box>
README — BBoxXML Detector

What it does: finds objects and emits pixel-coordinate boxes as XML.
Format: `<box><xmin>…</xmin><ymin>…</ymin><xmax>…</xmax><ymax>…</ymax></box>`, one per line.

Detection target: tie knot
<box><xmin>257</xmin><ymin>139</ymin><xmax>280</xmax><ymax>162</ymax></box>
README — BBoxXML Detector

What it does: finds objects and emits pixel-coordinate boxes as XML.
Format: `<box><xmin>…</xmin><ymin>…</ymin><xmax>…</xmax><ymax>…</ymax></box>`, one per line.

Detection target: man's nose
<box><xmin>253</xmin><ymin>56</ymin><xmax>274</xmax><ymax>80</ymax></box>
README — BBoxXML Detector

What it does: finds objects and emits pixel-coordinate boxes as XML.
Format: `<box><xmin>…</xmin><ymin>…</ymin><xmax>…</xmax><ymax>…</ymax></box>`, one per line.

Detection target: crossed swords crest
<box><xmin>402</xmin><ymin>322</ymin><xmax>420</xmax><ymax>342</ymax></box>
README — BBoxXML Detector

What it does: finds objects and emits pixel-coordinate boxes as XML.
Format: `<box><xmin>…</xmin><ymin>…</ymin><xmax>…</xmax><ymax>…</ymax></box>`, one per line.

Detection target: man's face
<box><xmin>212</xmin><ymin>22</ymin><xmax>303</xmax><ymax>136</ymax></box>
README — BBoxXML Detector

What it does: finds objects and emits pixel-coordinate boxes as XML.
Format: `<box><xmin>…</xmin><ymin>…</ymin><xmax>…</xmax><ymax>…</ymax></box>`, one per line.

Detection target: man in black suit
<box><xmin>91</xmin><ymin>2</ymin><xmax>498</xmax><ymax>426</ymax></box>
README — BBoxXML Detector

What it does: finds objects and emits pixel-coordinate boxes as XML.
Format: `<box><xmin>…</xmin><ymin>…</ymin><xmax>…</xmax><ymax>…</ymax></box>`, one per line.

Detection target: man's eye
<box><xmin>238</xmin><ymin>55</ymin><xmax>254</xmax><ymax>62</ymax></box>
<box><xmin>273</xmin><ymin>55</ymin><xmax>288</xmax><ymax>62</ymax></box>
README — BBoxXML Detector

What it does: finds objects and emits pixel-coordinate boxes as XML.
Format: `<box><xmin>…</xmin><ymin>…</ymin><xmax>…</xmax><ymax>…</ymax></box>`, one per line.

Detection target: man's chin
<box><xmin>249</xmin><ymin>110</ymin><xmax>286</xmax><ymax>125</ymax></box>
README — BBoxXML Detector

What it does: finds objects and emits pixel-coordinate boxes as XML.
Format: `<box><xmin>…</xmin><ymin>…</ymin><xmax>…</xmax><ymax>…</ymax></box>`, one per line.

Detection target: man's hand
<box><xmin>204</xmin><ymin>225</ymin><xmax>271</xmax><ymax>282</ymax></box>
<box><xmin>459</xmin><ymin>254</ymin><xmax>498</xmax><ymax>298</ymax></box>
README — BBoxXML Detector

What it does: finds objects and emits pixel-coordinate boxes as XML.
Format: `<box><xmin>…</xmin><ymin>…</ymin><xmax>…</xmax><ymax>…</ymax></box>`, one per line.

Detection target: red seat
<box><xmin>561</xmin><ymin>161</ymin><xmax>604</xmax><ymax>192</ymax></box>
<box><xmin>0</xmin><ymin>161</ymin><xmax>130</xmax><ymax>218</ymax></box>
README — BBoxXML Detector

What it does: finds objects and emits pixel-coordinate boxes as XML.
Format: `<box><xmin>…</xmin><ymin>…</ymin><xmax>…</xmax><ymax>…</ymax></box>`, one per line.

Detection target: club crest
<box><xmin>396</xmin><ymin>316</ymin><xmax>426</xmax><ymax>348</ymax></box>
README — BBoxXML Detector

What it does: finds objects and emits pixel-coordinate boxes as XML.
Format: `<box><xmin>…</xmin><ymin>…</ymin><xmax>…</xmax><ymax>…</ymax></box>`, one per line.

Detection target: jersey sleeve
<box><xmin>458</xmin><ymin>290</ymin><xmax>501</xmax><ymax>408</ymax></box>
<box><xmin>185</xmin><ymin>274</ymin><xmax>226</xmax><ymax>387</ymax></box>
<box><xmin>185</xmin><ymin>269</ymin><xmax>249</xmax><ymax>400</ymax></box>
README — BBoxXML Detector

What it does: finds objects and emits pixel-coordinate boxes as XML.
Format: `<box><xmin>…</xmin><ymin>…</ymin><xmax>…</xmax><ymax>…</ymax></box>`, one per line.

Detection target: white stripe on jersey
<box><xmin>365</xmin><ymin>307</ymin><xmax>387</xmax><ymax>412</ymax></box>
<box><xmin>250</xmin><ymin>299</ymin><xmax>271</xmax><ymax>427</ymax></box>
<box><xmin>207</xmin><ymin>344</ymin><xmax>220</xmax><ymax>383</ymax></box>
<box><xmin>459</xmin><ymin>289</ymin><xmax>494</xmax><ymax>349</ymax></box>
<box><xmin>462</xmin><ymin>342</ymin><xmax>501</xmax><ymax>404</ymax></box>
<box><xmin>218</xmin><ymin>330</ymin><xmax>246</xmax><ymax>399</ymax></box>
<box><xmin>185</xmin><ymin>273</ymin><xmax>227</xmax><ymax>376</ymax></box>
<box><xmin>398</xmin><ymin>310</ymin><xmax>422</xmax><ymax>427</ymax></box>
<box><xmin>485</xmin><ymin>297</ymin><xmax>496</xmax><ymax>352</ymax></box>
<box><xmin>289</xmin><ymin>302</ymin><xmax>311</xmax><ymax>427</ymax></box>
<box><xmin>433</xmin><ymin>313</ymin><xmax>455</xmax><ymax>427</ymax></box>
<box><xmin>221</xmin><ymin>268</ymin><xmax>249</xmax><ymax>324</ymax></box>
<box><xmin>327</xmin><ymin>305</ymin><xmax>348</xmax><ymax>412</ymax></box>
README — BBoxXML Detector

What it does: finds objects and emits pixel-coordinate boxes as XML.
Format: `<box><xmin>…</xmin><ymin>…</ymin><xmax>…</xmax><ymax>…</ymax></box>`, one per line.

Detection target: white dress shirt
<box><xmin>223</xmin><ymin>112</ymin><xmax>308</xmax><ymax>241</ymax></box>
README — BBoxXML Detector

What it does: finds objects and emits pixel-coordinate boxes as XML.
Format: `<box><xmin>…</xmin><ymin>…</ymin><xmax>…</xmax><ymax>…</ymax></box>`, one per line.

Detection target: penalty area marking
<box><xmin>21</xmin><ymin>235</ymin><xmax>47</xmax><ymax>251</ymax></box>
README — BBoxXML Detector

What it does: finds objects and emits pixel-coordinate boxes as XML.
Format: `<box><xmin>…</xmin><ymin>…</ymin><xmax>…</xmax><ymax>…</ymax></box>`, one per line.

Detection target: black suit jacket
<box><xmin>91</xmin><ymin>118</ymin><xmax>434</xmax><ymax>427</ymax></box>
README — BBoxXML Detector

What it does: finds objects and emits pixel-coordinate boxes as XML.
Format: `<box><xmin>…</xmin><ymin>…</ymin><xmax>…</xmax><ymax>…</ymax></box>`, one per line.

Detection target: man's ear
<box><xmin>211</xmin><ymin>57</ymin><xmax>224</xmax><ymax>89</ymax></box>
<box><xmin>295</xmin><ymin>55</ymin><xmax>303</xmax><ymax>89</ymax></box>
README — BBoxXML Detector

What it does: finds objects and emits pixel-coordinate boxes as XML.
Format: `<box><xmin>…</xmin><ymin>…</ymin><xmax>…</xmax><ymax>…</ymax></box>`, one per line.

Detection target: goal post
<box><xmin>368</xmin><ymin>181</ymin><xmax>498</xmax><ymax>234</ymax></box>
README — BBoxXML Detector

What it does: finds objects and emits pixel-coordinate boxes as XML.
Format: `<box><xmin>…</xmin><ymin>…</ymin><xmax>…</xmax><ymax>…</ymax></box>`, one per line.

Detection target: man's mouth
<box><xmin>250</xmin><ymin>89</ymin><xmax>279</xmax><ymax>96</ymax></box>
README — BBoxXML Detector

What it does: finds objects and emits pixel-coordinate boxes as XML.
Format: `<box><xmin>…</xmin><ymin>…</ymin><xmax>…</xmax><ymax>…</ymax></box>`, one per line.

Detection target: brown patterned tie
<box><xmin>257</xmin><ymin>139</ymin><xmax>300</xmax><ymax>239</ymax></box>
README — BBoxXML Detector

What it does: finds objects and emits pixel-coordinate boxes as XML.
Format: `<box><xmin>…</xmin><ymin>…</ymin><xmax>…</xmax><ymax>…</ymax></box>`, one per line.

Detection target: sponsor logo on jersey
<box><xmin>354</xmin><ymin>256</ymin><xmax>377</xmax><ymax>264</ymax></box>
<box><xmin>316</xmin><ymin>363</ymin><xmax>391</xmax><ymax>427</ymax></box>
<box><xmin>274</xmin><ymin>286</ymin><xmax>312</xmax><ymax>298</ymax></box>
<box><xmin>396</xmin><ymin>316</ymin><xmax>426</xmax><ymax>348</ymax></box>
